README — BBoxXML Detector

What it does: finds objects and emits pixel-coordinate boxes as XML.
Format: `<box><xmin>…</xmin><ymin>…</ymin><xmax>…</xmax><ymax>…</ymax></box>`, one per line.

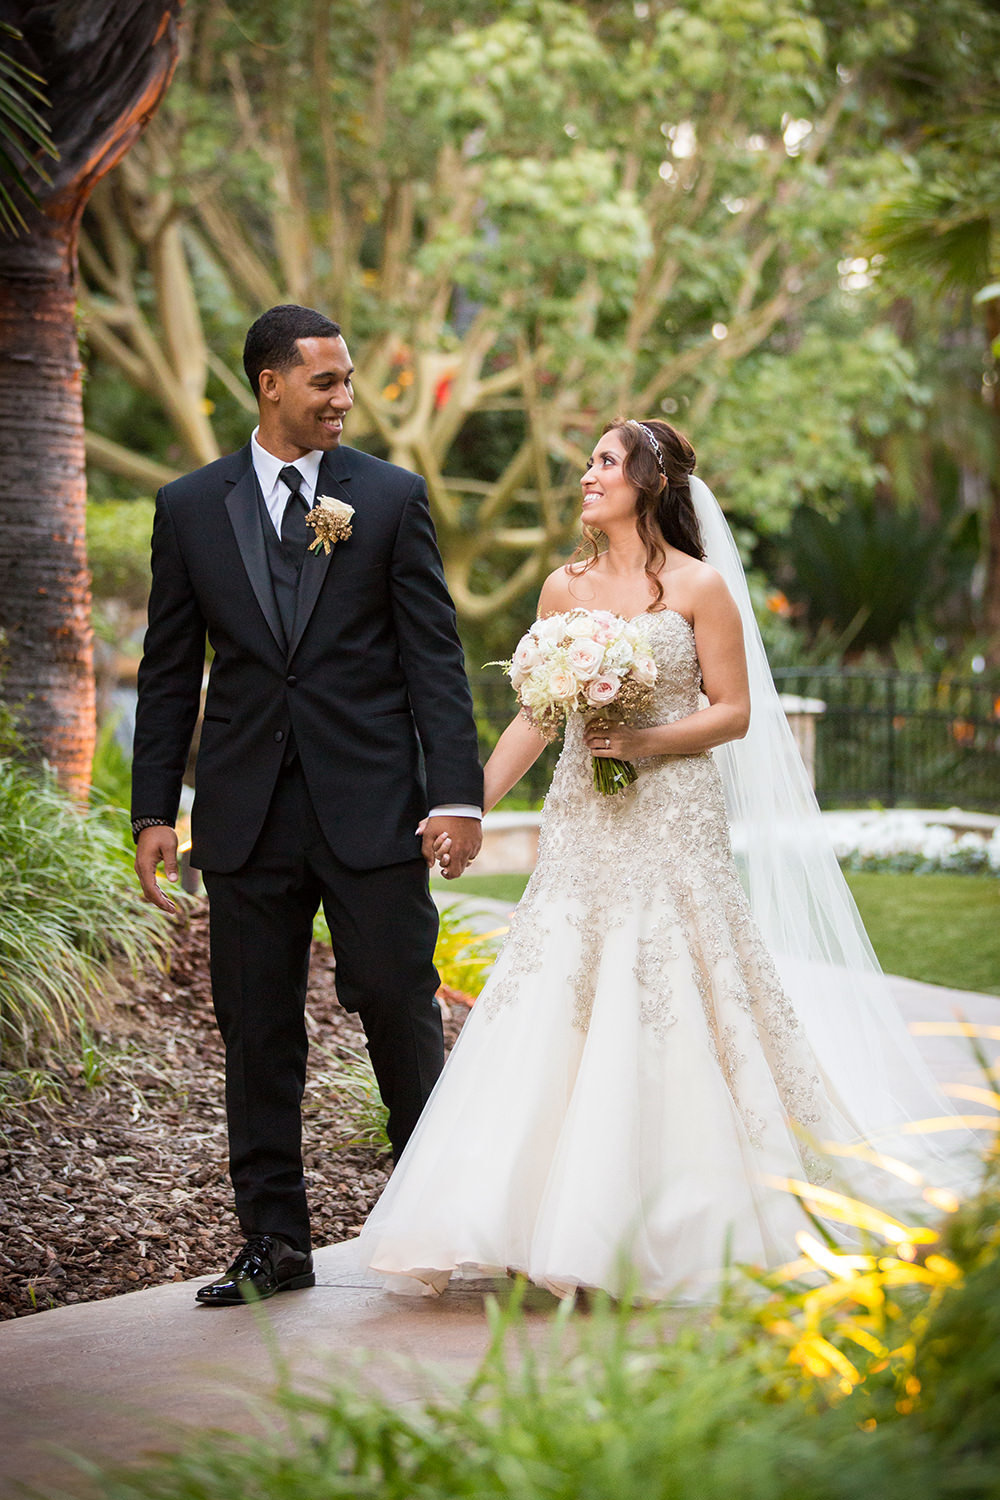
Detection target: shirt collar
<box><xmin>251</xmin><ymin>428</ymin><xmax>325</xmax><ymax>500</ymax></box>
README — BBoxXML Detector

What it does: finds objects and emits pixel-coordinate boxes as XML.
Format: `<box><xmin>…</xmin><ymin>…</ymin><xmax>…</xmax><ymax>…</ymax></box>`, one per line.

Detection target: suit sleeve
<box><xmin>130</xmin><ymin>489</ymin><xmax>207</xmax><ymax>825</ymax></box>
<box><xmin>388</xmin><ymin>477</ymin><xmax>484</xmax><ymax>810</ymax></box>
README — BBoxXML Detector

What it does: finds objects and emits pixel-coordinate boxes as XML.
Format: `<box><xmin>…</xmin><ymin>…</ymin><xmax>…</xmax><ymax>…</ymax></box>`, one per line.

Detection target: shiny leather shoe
<box><xmin>195</xmin><ymin>1234</ymin><xmax>315</xmax><ymax>1306</ymax></box>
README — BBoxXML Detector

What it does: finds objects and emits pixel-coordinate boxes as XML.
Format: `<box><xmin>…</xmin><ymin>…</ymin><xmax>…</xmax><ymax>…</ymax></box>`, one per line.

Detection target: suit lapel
<box><xmin>224</xmin><ymin>454</ymin><xmax>285</xmax><ymax>654</ymax></box>
<box><xmin>287</xmin><ymin>450</ymin><xmax>354</xmax><ymax>662</ymax></box>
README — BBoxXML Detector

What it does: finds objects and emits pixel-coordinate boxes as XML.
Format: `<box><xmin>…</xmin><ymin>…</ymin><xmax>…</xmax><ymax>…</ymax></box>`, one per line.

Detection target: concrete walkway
<box><xmin>2</xmin><ymin>973</ymin><xmax>997</xmax><ymax>1499</ymax></box>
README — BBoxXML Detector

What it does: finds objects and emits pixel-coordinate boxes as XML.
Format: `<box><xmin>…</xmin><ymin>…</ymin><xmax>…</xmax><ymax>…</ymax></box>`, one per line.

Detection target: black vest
<box><xmin>258</xmin><ymin>485</ymin><xmax>302</xmax><ymax>763</ymax></box>
<box><xmin>258</xmin><ymin>485</ymin><xmax>302</xmax><ymax>646</ymax></box>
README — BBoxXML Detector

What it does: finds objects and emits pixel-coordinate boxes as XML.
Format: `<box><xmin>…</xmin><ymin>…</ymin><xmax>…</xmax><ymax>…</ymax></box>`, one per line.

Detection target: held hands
<box><xmin>418</xmin><ymin>815</ymin><xmax>482</xmax><ymax>880</ymax></box>
<box><xmin>584</xmin><ymin>720</ymin><xmax>653</xmax><ymax>761</ymax></box>
<box><xmin>134</xmin><ymin>826</ymin><xmax>181</xmax><ymax>914</ymax></box>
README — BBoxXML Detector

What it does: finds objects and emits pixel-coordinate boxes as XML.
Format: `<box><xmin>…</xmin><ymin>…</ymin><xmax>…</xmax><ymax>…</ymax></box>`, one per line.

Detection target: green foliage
<box><xmin>705</xmin><ymin>321</ymin><xmax>931</xmax><ymax>538</ymax></box>
<box><xmin>781</xmin><ymin>501</ymin><xmax>955</xmax><ymax>650</ymax></box>
<box><xmin>82</xmin><ymin>0</ymin><xmax>984</xmax><ymax>634</ymax></box>
<box><xmin>75</xmin><ymin>1186</ymin><xmax>1000</xmax><ymax>1500</ymax></box>
<box><xmin>310</xmin><ymin>1045</ymin><xmax>390</xmax><ymax>1153</ymax></box>
<box><xmin>0</xmin><ymin>20</ymin><xmax>58</xmax><ymax>235</ymax></box>
<box><xmin>432</xmin><ymin>902</ymin><xmax>505</xmax><ymax>999</ymax></box>
<box><xmin>0</xmin><ymin>748</ymin><xmax>169</xmax><ymax>1067</ymax></box>
<box><xmin>86</xmin><ymin>498</ymin><xmax>154</xmax><ymax>607</ymax></box>
<box><xmin>90</xmin><ymin>717</ymin><xmax>135</xmax><ymax>815</ymax></box>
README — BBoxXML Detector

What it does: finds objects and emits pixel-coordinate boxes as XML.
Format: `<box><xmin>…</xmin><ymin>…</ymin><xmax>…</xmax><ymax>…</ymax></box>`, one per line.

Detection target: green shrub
<box><xmin>90</xmin><ymin>716</ymin><xmax>134</xmax><ymax>814</ymax></box>
<box><xmin>0</xmin><ymin>751</ymin><xmax>169</xmax><ymax>1068</ymax></box>
<box><xmin>86</xmin><ymin>498</ymin><xmax>155</xmax><ymax>607</ymax></box>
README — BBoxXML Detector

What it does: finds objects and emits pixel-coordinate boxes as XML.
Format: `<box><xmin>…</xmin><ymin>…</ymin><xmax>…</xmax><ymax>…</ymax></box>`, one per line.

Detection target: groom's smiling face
<box><xmin>259</xmin><ymin>334</ymin><xmax>355</xmax><ymax>457</ymax></box>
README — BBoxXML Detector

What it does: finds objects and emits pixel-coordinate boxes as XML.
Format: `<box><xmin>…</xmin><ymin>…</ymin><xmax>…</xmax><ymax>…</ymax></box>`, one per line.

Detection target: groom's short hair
<box><xmin>243</xmin><ymin>305</ymin><xmax>342</xmax><ymax>398</ymax></box>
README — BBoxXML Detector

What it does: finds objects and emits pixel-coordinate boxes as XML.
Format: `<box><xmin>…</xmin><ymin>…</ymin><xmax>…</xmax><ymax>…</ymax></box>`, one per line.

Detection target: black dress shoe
<box><xmin>195</xmin><ymin>1234</ymin><xmax>315</xmax><ymax>1306</ymax></box>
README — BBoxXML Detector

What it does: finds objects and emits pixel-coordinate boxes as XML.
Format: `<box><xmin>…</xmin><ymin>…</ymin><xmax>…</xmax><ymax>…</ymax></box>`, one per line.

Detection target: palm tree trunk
<box><xmin>0</xmin><ymin>1</ymin><xmax>183</xmax><ymax>796</ymax></box>
<box><xmin>0</xmin><ymin>220</ymin><xmax>93</xmax><ymax>795</ymax></box>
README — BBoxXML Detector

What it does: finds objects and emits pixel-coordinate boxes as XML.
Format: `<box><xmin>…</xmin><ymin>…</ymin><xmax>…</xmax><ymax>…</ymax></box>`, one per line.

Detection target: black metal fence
<box><xmin>473</xmin><ymin>669</ymin><xmax>1000</xmax><ymax>812</ymax></box>
<box><xmin>771</xmin><ymin>668</ymin><xmax>1000</xmax><ymax>812</ymax></box>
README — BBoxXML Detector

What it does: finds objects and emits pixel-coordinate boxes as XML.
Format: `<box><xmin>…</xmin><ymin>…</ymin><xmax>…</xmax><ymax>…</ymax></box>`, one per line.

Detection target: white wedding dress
<box><xmin>351</xmin><ymin>607</ymin><xmax>977</xmax><ymax>1300</ymax></box>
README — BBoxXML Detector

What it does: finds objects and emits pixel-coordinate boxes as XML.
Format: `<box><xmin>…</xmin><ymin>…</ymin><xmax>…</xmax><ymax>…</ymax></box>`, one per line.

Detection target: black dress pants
<box><xmin>202</xmin><ymin>759</ymin><xmax>443</xmax><ymax>1253</ymax></box>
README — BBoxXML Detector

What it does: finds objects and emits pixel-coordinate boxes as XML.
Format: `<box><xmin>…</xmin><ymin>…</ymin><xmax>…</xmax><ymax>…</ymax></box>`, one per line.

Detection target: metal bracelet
<box><xmin>131</xmin><ymin>817</ymin><xmax>174</xmax><ymax>843</ymax></box>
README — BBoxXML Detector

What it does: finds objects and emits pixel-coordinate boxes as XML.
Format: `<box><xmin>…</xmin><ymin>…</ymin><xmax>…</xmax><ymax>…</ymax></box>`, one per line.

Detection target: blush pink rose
<box><xmin>548</xmin><ymin>668</ymin><xmax>580</xmax><ymax>701</ymax></box>
<box><xmin>567</xmin><ymin>638</ymin><xmax>604</xmax><ymax>679</ymax></box>
<box><xmin>585</xmin><ymin>674</ymin><xmax>621</xmax><ymax>706</ymax></box>
<box><xmin>590</xmin><ymin>613</ymin><xmax>619</xmax><ymax>645</ymax></box>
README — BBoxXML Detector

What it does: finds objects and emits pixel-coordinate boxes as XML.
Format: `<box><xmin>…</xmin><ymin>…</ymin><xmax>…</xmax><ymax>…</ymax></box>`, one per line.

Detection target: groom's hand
<box><xmin>420</xmin><ymin>816</ymin><xmax>482</xmax><ymax>880</ymax></box>
<box><xmin>135</xmin><ymin>826</ymin><xmax>181</xmax><ymax>914</ymax></box>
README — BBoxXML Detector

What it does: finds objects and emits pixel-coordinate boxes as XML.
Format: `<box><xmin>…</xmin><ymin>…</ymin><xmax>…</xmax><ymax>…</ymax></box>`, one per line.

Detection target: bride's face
<box><xmin>581</xmin><ymin>430</ymin><xmax>638</xmax><ymax>530</ymax></box>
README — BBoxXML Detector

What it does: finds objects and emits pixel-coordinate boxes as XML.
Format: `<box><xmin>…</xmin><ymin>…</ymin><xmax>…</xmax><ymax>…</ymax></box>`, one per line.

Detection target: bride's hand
<box><xmin>416</xmin><ymin>817</ymin><xmax>452</xmax><ymax>867</ymax></box>
<box><xmin>584</xmin><ymin>722</ymin><xmax>652</xmax><ymax>760</ymax></box>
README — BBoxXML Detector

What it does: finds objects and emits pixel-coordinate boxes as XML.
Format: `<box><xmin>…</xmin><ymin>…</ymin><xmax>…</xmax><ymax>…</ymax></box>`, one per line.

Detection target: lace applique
<box><xmin>633</xmin><ymin>913</ymin><xmax>680</xmax><ymax>1039</ymax></box>
<box><xmin>479</xmin><ymin>893</ymin><xmax>546</xmax><ymax>1023</ymax></box>
<box><xmin>567</xmin><ymin>908</ymin><xmax>625</xmax><ymax>1031</ymax></box>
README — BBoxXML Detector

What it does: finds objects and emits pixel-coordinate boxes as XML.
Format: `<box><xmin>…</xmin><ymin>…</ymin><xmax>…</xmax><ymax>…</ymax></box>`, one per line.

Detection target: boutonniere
<box><xmin>305</xmin><ymin>495</ymin><xmax>355</xmax><ymax>555</ymax></box>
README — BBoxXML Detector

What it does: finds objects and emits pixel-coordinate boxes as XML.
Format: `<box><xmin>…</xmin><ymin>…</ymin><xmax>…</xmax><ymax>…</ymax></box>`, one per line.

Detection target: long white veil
<box><xmin>690</xmin><ymin>474</ymin><xmax>979</xmax><ymax>1190</ymax></box>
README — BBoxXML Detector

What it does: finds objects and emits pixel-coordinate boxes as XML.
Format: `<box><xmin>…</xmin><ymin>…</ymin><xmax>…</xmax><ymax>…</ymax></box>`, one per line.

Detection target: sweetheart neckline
<box><xmin>624</xmin><ymin>606</ymin><xmax>694</xmax><ymax>633</ymax></box>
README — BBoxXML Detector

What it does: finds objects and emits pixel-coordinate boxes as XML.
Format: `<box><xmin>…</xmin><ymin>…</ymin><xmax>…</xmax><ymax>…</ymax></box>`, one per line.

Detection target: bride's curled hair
<box><xmin>574</xmin><ymin>418</ymin><xmax>703</xmax><ymax>609</ymax></box>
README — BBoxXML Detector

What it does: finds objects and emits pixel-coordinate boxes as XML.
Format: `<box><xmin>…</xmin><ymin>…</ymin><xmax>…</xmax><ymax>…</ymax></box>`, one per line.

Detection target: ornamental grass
<box><xmin>0</xmin><ymin>748</ymin><xmax>169</xmax><ymax>1072</ymax></box>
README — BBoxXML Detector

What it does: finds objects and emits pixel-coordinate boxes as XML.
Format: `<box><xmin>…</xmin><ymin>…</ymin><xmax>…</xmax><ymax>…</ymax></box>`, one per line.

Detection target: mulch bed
<box><xmin>0</xmin><ymin>903</ymin><xmax>469</xmax><ymax>1320</ymax></box>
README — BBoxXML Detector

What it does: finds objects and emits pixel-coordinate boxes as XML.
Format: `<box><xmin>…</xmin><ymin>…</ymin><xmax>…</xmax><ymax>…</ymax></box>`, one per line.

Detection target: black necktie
<box><xmin>279</xmin><ymin>465</ymin><xmax>309</xmax><ymax>564</ymax></box>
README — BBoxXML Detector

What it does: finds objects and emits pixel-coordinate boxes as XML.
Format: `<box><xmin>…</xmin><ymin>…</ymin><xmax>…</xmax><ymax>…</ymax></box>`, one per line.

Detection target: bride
<box><xmin>351</xmin><ymin>417</ymin><xmax>977</xmax><ymax>1301</ymax></box>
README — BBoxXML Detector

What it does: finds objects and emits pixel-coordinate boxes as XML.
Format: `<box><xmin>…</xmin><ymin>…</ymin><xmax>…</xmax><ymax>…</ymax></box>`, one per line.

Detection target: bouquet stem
<box><xmin>592</xmin><ymin>754</ymin><xmax>638</xmax><ymax>795</ymax></box>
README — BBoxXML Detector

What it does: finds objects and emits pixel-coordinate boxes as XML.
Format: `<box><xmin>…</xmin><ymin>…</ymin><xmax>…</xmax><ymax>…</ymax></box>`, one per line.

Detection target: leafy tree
<box><xmin>0</xmin><ymin>1</ymin><xmax>183</xmax><ymax>794</ymax></box>
<box><xmin>81</xmin><ymin>0</ymin><xmax>930</xmax><ymax>635</ymax></box>
<box><xmin>857</xmin><ymin>0</ymin><xmax>1000</xmax><ymax>655</ymax></box>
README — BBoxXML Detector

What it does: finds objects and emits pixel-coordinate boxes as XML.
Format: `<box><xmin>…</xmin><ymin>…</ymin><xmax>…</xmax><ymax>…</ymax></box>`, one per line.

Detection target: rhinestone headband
<box><xmin>627</xmin><ymin>419</ymin><xmax>667</xmax><ymax>476</ymax></box>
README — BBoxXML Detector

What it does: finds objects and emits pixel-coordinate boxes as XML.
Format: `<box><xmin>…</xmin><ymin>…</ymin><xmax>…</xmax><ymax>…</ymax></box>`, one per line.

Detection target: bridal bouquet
<box><xmin>505</xmin><ymin>609</ymin><xmax>657</xmax><ymax>795</ymax></box>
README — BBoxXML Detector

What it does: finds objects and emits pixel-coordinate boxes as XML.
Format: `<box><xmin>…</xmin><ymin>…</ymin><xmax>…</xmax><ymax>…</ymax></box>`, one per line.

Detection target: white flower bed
<box><xmin>823</xmin><ymin>809</ymin><xmax>1000</xmax><ymax>876</ymax></box>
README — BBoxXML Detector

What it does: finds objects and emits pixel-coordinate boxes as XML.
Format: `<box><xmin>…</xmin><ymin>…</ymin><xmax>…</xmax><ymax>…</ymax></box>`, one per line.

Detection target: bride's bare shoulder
<box><xmin>537</xmin><ymin>562</ymin><xmax>589</xmax><ymax>616</ymax></box>
<box><xmin>680</xmin><ymin>559</ymin><xmax>739</xmax><ymax>621</ymax></box>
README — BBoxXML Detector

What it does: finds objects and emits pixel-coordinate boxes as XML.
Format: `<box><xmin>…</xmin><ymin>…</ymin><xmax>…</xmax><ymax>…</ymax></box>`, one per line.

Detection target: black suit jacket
<box><xmin>131</xmin><ymin>443</ymin><xmax>483</xmax><ymax>873</ymax></box>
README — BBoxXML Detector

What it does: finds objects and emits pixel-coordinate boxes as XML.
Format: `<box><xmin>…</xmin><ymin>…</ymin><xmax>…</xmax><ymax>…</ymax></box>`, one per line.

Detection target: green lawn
<box><xmin>845</xmin><ymin>872</ymin><xmax>1000</xmax><ymax>996</ymax></box>
<box><xmin>434</xmin><ymin>871</ymin><xmax>1000</xmax><ymax>996</ymax></box>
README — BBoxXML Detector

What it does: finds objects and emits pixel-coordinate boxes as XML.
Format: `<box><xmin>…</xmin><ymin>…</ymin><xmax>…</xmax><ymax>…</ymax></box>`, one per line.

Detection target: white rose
<box><xmin>564</xmin><ymin>612</ymin><xmax>600</xmax><ymax>639</ymax></box>
<box><xmin>313</xmin><ymin>494</ymin><xmax>355</xmax><ymax>523</ymax></box>
<box><xmin>512</xmin><ymin>635</ymin><xmax>542</xmax><ymax>674</ymax></box>
<box><xmin>632</xmin><ymin>654</ymin><xmax>657</xmax><ymax>687</ymax></box>
<box><xmin>533</xmin><ymin>613</ymin><xmax>569</xmax><ymax>644</ymax></box>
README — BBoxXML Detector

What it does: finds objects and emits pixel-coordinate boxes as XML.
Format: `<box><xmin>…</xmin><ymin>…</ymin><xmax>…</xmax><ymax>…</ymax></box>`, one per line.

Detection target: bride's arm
<box><xmin>483</xmin><ymin>713</ymin><xmax>550</xmax><ymax>812</ymax></box>
<box><xmin>480</xmin><ymin>567</ymin><xmax>572</xmax><ymax>810</ymax></box>
<box><xmin>586</xmin><ymin>569</ymin><xmax>750</xmax><ymax>761</ymax></box>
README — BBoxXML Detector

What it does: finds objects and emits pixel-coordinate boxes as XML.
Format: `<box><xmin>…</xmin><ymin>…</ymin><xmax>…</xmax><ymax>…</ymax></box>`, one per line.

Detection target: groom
<box><xmin>131</xmin><ymin>305</ymin><xmax>483</xmax><ymax>1305</ymax></box>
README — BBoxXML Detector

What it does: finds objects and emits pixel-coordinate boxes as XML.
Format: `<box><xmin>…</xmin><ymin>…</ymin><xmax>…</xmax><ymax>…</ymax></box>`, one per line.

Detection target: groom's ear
<box><xmin>258</xmin><ymin>368</ymin><xmax>282</xmax><ymax>404</ymax></box>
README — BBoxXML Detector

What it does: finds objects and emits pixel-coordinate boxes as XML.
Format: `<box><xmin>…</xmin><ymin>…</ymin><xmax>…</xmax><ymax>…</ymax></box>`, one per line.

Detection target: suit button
<box><xmin>286</xmin><ymin>675</ymin><xmax>297</xmax><ymax>687</ymax></box>
<box><xmin>274</xmin><ymin>730</ymin><xmax>284</xmax><ymax>742</ymax></box>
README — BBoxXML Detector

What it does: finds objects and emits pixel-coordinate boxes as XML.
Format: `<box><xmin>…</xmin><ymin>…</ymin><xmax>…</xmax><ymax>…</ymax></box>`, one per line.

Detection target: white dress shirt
<box><xmin>251</xmin><ymin>428</ymin><xmax>324</xmax><ymax>535</ymax></box>
<box><xmin>250</xmin><ymin>429</ymin><xmax>480</xmax><ymax>824</ymax></box>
